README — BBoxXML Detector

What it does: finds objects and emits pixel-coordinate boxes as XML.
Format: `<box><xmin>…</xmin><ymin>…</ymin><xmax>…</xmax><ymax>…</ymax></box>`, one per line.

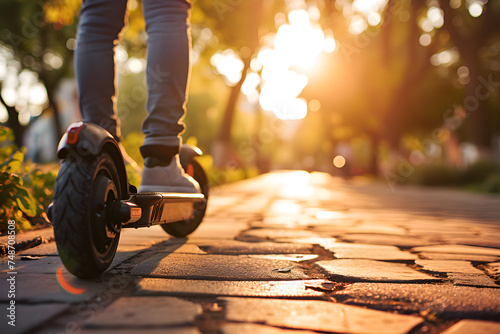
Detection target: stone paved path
<box><xmin>1</xmin><ymin>171</ymin><xmax>500</xmax><ymax>334</ymax></box>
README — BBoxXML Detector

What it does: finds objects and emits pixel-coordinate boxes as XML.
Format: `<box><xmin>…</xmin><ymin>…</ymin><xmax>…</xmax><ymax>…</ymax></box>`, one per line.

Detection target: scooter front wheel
<box><xmin>52</xmin><ymin>153</ymin><xmax>123</xmax><ymax>278</ymax></box>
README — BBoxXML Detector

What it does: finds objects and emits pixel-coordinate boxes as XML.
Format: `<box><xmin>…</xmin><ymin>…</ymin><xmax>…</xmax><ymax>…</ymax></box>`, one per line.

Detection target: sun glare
<box><xmin>347</xmin><ymin>0</ymin><xmax>388</xmax><ymax>34</ymax></box>
<box><xmin>430</xmin><ymin>49</ymin><xmax>459</xmax><ymax>67</ymax></box>
<box><xmin>349</xmin><ymin>15</ymin><xmax>367</xmax><ymax>35</ymax></box>
<box><xmin>126</xmin><ymin>57</ymin><xmax>145</xmax><ymax>73</ymax></box>
<box><xmin>1</xmin><ymin>86</ymin><xmax>17</xmax><ymax>106</ymax></box>
<box><xmin>253</xmin><ymin>8</ymin><xmax>329</xmax><ymax>120</ymax></box>
<box><xmin>468</xmin><ymin>1</ymin><xmax>483</xmax><ymax>17</ymax></box>
<box><xmin>280</xmin><ymin>171</ymin><xmax>313</xmax><ymax>198</ymax></box>
<box><xmin>259</xmin><ymin>71</ymin><xmax>308</xmax><ymax>113</ymax></box>
<box><xmin>352</xmin><ymin>0</ymin><xmax>388</xmax><ymax>15</ymax></box>
<box><xmin>211</xmin><ymin>49</ymin><xmax>244</xmax><ymax>86</ymax></box>
<box><xmin>0</xmin><ymin>103</ymin><xmax>8</xmax><ymax>123</ymax></box>
<box><xmin>214</xmin><ymin>7</ymin><xmax>336</xmax><ymax>121</ymax></box>
<box><xmin>419</xmin><ymin>34</ymin><xmax>432</xmax><ymax>46</ymax></box>
<box><xmin>274</xmin><ymin>11</ymin><xmax>324</xmax><ymax>69</ymax></box>
<box><xmin>273</xmin><ymin>98</ymin><xmax>308</xmax><ymax>120</ymax></box>
<box><xmin>427</xmin><ymin>7</ymin><xmax>444</xmax><ymax>28</ymax></box>
<box><xmin>367</xmin><ymin>12</ymin><xmax>381</xmax><ymax>26</ymax></box>
<box><xmin>323</xmin><ymin>36</ymin><xmax>337</xmax><ymax>53</ymax></box>
<box><xmin>28</xmin><ymin>83</ymin><xmax>48</xmax><ymax>106</ymax></box>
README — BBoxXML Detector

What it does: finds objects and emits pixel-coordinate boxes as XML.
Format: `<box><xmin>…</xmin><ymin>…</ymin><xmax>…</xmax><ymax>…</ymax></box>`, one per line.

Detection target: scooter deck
<box><xmin>119</xmin><ymin>192</ymin><xmax>206</xmax><ymax>228</ymax></box>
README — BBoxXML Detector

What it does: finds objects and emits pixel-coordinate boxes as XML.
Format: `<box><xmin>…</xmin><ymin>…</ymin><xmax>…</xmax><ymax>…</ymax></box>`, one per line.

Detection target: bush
<box><xmin>0</xmin><ymin>127</ymin><xmax>16</xmax><ymax>161</ymax></box>
<box><xmin>0</xmin><ymin>126</ymin><xmax>57</xmax><ymax>234</ymax></box>
<box><xmin>408</xmin><ymin>164</ymin><xmax>460</xmax><ymax>186</ymax></box>
<box><xmin>459</xmin><ymin>160</ymin><xmax>499</xmax><ymax>184</ymax></box>
<box><xmin>196</xmin><ymin>154</ymin><xmax>259</xmax><ymax>187</ymax></box>
<box><xmin>482</xmin><ymin>172</ymin><xmax>500</xmax><ymax>194</ymax></box>
<box><xmin>406</xmin><ymin>158</ymin><xmax>500</xmax><ymax>194</ymax></box>
<box><xmin>22</xmin><ymin>163</ymin><xmax>58</xmax><ymax>219</ymax></box>
<box><xmin>0</xmin><ymin>149</ymin><xmax>37</xmax><ymax>234</ymax></box>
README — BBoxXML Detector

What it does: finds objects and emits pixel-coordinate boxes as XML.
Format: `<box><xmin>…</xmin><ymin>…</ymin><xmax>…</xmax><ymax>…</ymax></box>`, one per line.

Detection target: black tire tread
<box><xmin>52</xmin><ymin>154</ymin><xmax>120</xmax><ymax>278</ymax></box>
<box><xmin>160</xmin><ymin>160</ymin><xmax>209</xmax><ymax>237</ymax></box>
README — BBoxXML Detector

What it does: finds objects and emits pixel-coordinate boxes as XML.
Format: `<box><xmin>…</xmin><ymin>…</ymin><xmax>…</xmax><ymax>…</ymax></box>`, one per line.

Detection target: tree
<box><xmin>302</xmin><ymin>1</ymin><xmax>439</xmax><ymax>173</ymax></box>
<box><xmin>300</xmin><ymin>0</ymin><xmax>499</xmax><ymax>175</ymax></box>
<box><xmin>194</xmin><ymin>0</ymin><xmax>282</xmax><ymax>167</ymax></box>
<box><xmin>0</xmin><ymin>0</ymin><xmax>80</xmax><ymax>147</ymax></box>
<box><xmin>438</xmin><ymin>0</ymin><xmax>500</xmax><ymax>152</ymax></box>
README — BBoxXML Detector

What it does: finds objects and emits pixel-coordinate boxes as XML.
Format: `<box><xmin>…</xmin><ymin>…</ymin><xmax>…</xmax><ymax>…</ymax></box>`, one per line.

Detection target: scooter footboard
<box><xmin>121</xmin><ymin>193</ymin><xmax>205</xmax><ymax>228</ymax></box>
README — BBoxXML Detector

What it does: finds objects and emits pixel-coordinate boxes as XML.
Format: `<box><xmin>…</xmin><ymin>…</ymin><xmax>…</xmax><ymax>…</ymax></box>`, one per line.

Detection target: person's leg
<box><xmin>139</xmin><ymin>0</ymin><xmax>199</xmax><ymax>193</ymax></box>
<box><xmin>75</xmin><ymin>0</ymin><xmax>128</xmax><ymax>141</ymax></box>
<box><xmin>140</xmin><ymin>0</ymin><xmax>191</xmax><ymax>164</ymax></box>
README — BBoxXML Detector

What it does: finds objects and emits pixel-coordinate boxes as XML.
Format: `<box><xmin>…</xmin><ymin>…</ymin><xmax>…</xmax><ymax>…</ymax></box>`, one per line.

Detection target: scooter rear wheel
<box><xmin>160</xmin><ymin>159</ymin><xmax>209</xmax><ymax>237</ymax></box>
<box><xmin>52</xmin><ymin>153</ymin><xmax>122</xmax><ymax>278</ymax></box>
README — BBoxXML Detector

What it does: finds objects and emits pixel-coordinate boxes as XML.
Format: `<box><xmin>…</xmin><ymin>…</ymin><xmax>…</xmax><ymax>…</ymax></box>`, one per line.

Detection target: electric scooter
<box><xmin>47</xmin><ymin>122</ymin><xmax>208</xmax><ymax>278</ymax></box>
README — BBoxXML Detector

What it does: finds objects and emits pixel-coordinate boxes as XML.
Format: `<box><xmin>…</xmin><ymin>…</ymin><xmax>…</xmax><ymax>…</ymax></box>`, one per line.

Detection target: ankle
<box><xmin>140</xmin><ymin>144</ymin><xmax>179</xmax><ymax>166</ymax></box>
<box><xmin>144</xmin><ymin>156</ymin><xmax>173</xmax><ymax>168</ymax></box>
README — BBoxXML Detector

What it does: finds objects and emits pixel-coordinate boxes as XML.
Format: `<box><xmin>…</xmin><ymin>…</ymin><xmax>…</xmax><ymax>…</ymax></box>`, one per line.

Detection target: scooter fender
<box><xmin>57</xmin><ymin>122</ymin><xmax>116</xmax><ymax>158</ymax></box>
<box><xmin>180</xmin><ymin>144</ymin><xmax>203</xmax><ymax>167</ymax></box>
<box><xmin>57</xmin><ymin>122</ymin><xmax>129</xmax><ymax>197</ymax></box>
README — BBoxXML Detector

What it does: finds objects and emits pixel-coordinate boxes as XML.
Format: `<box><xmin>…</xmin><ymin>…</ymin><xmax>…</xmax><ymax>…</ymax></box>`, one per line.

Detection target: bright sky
<box><xmin>0</xmin><ymin>0</ymin><xmax>486</xmax><ymax>125</ymax></box>
<box><xmin>211</xmin><ymin>7</ymin><xmax>336</xmax><ymax>120</ymax></box>
<box><xmin>0</xmin><ymin>45</ymin><xmax>50</xmax><ymax>125</ymax></box>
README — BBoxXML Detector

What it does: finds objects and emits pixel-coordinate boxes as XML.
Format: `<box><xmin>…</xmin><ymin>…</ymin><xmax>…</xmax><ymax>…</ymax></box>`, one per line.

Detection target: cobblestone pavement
<box><xmin>1</xmin><ymin>171</ymin><xmax>500</xmax><ymax>334</ymax></box>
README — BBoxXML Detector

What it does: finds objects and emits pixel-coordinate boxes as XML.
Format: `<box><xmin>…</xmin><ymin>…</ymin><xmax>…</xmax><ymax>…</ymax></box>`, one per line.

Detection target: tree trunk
<box><xmin>47</xmin><ymin>84</ymin><xmax>64</xmax><ymax>142</ymax></box>
<box><xmin>38</xmin><ymin>24</ymin><xmax>64</xmax><ymax>153</ymax></box>
<box><xmin>465</xmin><ymin>62</ymin><xmax>491</xmax><ymax>151</ymax></box>
<box><xmin>39</xmin><ymin>67</ymin><xmax>64</xmax><ymax>144</ymax></box>
<box><xmin>212</xmin><ymin>57</ymin><xmax>251</xmax><ymax>167</ymax></box>
<box><xmin>381</xmin><ymin>0</ymin><xmax>422</xmax><ymax>150</ymax></box>
<box><xmin>368</xmin><ymin>132</ymin><xmax>380</xmax><ymax>176</ymax></box>
<box><xmin>440</xmin><ymin>0</ymin><xmax>491</xmax><ymax>153</ymax></box>
<box><xmin>211</xmin><ymin>0</ymin><xmax>263</xmax><ymax>168</ymax></box>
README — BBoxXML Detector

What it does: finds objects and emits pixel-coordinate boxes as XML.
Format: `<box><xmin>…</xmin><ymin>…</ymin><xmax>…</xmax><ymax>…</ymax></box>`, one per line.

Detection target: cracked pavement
<box><xmin>1</xmin><ymin>171</ymin><xmax>499</xmax><ymax>334</ymax></box>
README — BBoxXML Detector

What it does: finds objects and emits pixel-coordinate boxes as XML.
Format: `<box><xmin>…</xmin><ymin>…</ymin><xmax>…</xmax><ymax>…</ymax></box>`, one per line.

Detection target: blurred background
<box><xmin>1</xmin><ymin>0</ymin><xmax>500</xmax><ymax>193</ymax></box>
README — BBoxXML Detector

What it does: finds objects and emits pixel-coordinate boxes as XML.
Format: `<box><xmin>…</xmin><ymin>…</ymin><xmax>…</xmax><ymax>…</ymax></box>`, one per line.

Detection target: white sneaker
<box><xmin>138</xmin><ymin>155</ymin><xmax>200</xmax><ymax>193</ymax></box>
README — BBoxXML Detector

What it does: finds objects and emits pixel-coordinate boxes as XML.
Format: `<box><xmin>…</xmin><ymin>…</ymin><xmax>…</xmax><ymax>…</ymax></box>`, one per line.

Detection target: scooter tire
<box><xmin>160</xmin><ymin>159</ymin><xmax>209</xmax><ymax>237</ymax></box>
<box><xmin>52</xmin><ymin>153</ymin><xmax>122</xmax><ymax>278</ymax></box>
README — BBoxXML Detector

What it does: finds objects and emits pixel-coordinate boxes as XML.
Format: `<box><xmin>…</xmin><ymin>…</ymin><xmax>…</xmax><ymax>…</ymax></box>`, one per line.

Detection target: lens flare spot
<box><xmin>468</xmin><ymin>2</ymin><xmax>483</xmax><ymax>17</ymax></box>
<box><xmin>56</xmin><ymin>267</ymin><xmax>86</xmax><ymax>295</ymax></box>
<box><xmin>333</xmin><ymin>155</ymin><xmax>346</xmax><ymax>168</ymax></box>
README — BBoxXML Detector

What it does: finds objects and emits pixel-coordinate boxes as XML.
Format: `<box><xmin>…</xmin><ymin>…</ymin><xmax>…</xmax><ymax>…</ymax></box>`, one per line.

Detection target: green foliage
<box><xmin>460</xmin><ymin>161</ymin><xmax>500</xmax><ymax>194</ymax></box>
<box><xmin>0</xmin><ymin>0</ymin><xmax>79</xmax><ymax>76</ymax></box>
<box><xmin>0</xmin><ymin>0</ymin><xmax>81</xmax><ymax>149</ymax></box>
<box><xmin>121</xmin><ymin>131</ymin><xmax>144</xmax><ymax>188</ymax></box>
<box><xmin>0</xmin><ymin>127</ymin><xmax>17</xmax><ymax>161</ymax></box>
<box><xmin>483</xmin><ymin>173</ymin><xmax>500</xmax><ymax>193</ymax></box>
<box><xmin>0</xmin><ymin>126</ymin><xmax>57</xmax><ymax>234</ymax></box>
<box><xmin>193</xmin><ymin>0</ymin><xmax>280</xmax><ymax>51</ymax></box>
<box><xmin>121</xmin><ymin>132</ymin><xmax>145</xmax><ymax>166</ymax></box>
<box><xmin>22</xmin><ymin>164</ymin><xmax>58</xmax><ymax>217</ymax></box>
<box><xmin>125</xmin><ymin>163</ymin><xmax>142</xmax><ymax>190</ymax></box>
<box><xmin>459</xmin><ymin>160</ymin><xmax>499</xmax><ymax>184</ymax></box>
<box><xmin>408</xmin><ymin>159</ymin><xmax>500</xmax><ymax>194</ymax></box>
<box><xmin>408</xmin><ymin>164</ymin><xmax>460</xmax><ymax>186</ymax></box>
<box><xmin>117</xmin><ymin>72</ymin><xmax>148</xmax><ymax>137</ymax></box>
<box><xmin>0</xmin><ymin>149</ymin><xmax>37</xmax><ymax>233</ymax></box>
<box><xmin>208</xmin><ymin>166</ymin><xmax>259</xmax><ymax>186</ymax></box>
<box><xmin>195</xmin><ymin>154</ymin><xmax>258</xmax><ymax>186</ymax></box>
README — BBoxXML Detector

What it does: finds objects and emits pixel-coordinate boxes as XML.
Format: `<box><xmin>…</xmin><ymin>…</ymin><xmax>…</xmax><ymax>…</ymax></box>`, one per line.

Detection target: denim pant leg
<box><xmin>75</xmin><ymin>0</ymin><xmax>128</xmax><ymax>140</ymax></box>
<box><xmin>140</xmin><ymin>0</ymin><xmax>192</xmax><ymax>158</ymax></box>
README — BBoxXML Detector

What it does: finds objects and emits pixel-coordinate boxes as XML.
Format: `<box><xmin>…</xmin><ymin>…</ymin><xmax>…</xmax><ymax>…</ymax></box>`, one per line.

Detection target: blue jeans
<box><xmin>75</xmin><ymin>0</ymin><xmax>191</xmax><ymax>160</ymax></box>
